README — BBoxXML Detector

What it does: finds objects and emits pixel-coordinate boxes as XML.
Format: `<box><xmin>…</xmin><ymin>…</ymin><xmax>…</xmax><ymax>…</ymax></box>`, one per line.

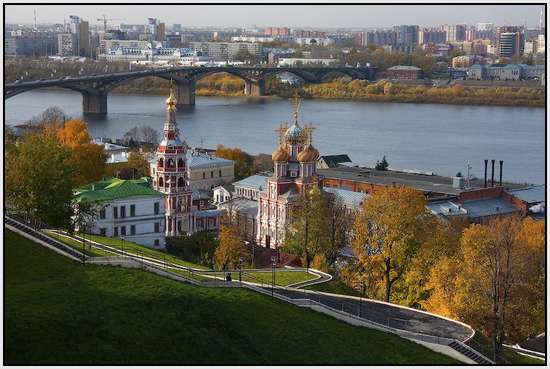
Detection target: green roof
<box><xmin>75</xmin><ymin>177</ymin><xmax>163</xmax><ymax>203</ymax></box>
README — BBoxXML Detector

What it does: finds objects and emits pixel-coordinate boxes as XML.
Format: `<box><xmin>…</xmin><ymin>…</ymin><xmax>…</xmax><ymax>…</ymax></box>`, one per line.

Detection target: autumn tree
<box><xmin>283</xmin><ymin>186</ymin><xmax>329</xmax><ymax>270</ymax></box>
<box><xmin>352</xmin><ymin>186</ymin><xmax>432</xmax><ymax>303</ymax></box>
<box><xmin>454</xmin><ymin>217</ymin><xmax>545</xmax><ymax>363</ymax></box>
<box><xmin>215</xmin><ymin>145</ymin><xmax>254</xmax><ymax>180</ymax></box>
<box><xmin>54</xmin><ymin>119</ymin><xmax>107</xmax><ymax>186</ymax></box>
<box><xmin>5</xmin><ymin>132</ymin><xmax>74</xmax><ymax>228</ymax></box>
<box><xmin>214</xmin><ymin>224</ymin><xmax>250</xmax><ymax>270</ymax></box>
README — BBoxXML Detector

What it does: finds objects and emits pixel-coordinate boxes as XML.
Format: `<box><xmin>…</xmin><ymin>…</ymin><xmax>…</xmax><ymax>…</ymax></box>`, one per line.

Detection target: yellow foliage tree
<box><xmin>352</xmin><ymin>186</ymin><xmax>432</xmax><ymax>302</ymax></box>
<box><xmin>214</xmin><ymin>224</ymin><xmax>250</xmax><ymax>270</ymax></box>
<box><xmin>53</xmin><ymin>119</ymin><xmax>107</xmax><ymax>186</ymax></box>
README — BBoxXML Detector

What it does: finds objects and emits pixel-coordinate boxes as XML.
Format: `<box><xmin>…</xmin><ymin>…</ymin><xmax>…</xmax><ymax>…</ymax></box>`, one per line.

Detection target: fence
<box><xmin>6</xmin><ymin>215</ymin><xmax>492</xmax><ymax>364</ymax></box>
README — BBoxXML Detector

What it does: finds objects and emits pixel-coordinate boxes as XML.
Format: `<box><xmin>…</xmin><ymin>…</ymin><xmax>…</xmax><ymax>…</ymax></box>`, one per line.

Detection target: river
<box><xmin>5</xmin><ymin>89</ymin><xmax>545</xmax><ymax>185</ymax></box>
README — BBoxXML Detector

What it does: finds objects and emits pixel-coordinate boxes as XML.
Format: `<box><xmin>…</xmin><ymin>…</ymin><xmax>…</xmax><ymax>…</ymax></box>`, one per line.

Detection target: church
<box><xmin>256</xmin><ymin>98</ymin><xmax>323</xmax><ymax>249</ymax></box>
<box><xmin>151</xmin><ymin>86</ymin><xmax>220</xmax><ymax>236</ymax></box>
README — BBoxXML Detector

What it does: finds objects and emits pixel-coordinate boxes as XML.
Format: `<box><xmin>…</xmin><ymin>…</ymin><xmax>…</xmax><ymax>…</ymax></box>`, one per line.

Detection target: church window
<box><xmin>158</xmin><ymin>158</ymin><xmax>164</xmax><ymax>168</ymax></box>
<box><xmin>159</xmin><ymin>177</ymin><xmax>164</xmax><ymax>187</ymax></box>
<box><xmin>178</xmin><ymin>177</ymin><xmax>184</xmax><ymax>187</ymax></box>
<box><xmin>167</xmin><ymin>158</ymin><xmax>175</xmax><ymax>168</ymax></box>
<box><xmin>178</xmin><ymin>158</ymin><xmax>184</xmax><ymax>168</ymax></box>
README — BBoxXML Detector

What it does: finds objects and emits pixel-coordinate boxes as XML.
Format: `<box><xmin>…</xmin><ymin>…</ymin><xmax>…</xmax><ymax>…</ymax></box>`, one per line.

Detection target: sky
<box><xmin>5</xmin><ymin>4</ymin><xmax>545</xmax><ymax>28</ymax></box>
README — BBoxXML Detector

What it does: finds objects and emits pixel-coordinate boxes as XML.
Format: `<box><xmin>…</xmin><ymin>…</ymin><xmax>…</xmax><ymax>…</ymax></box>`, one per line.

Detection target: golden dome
<box><xmin>297</xmin><ymin>144</ymin><xmax>319</xmax><ymax>163</ymax></box>
<box><xmin>272</xmin><ymin>145</ymin><xmax>290</xmax><ymax>162</ymax></box>
<box><xmin>166</xmin><ymin>88</ymin><xmax>177</xmax><ymax>111</ymax></box>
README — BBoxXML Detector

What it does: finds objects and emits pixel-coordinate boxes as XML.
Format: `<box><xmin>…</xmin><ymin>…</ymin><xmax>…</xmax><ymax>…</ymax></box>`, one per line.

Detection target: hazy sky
<box><xmin>5</xmin><ymin>4</ymin><xmax>545</xmax><ymax>28</ymax></box>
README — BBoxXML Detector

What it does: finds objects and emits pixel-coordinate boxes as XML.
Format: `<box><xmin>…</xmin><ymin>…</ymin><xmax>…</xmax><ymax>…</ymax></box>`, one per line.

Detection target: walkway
<box><xmin>5</xmin><ymin>216</ymin><xmax>493</xmax><ymax>364</ymax></box>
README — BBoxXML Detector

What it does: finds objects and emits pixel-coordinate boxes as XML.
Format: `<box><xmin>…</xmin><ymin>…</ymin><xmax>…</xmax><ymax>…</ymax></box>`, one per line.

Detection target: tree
<box><xmin>375</xmin><ymin>155</ymin><xmax>389</xmax><ymax>171</ymax></box>
<box><xmin>127</xmin><ymin>151</ymin><xmax>151</xmax><ymax>179</ymax></box>
<box><xmin>352</xmin><ymin>186</ymin><xmax>432</xmax><ymax>302</ymax></box>
<box><xmin>215</xmin><ymin>145</ymin><xmax>254</xmax><ymax>180</ymax></box>
<box><xmin>29</xmin><ymin>106</ymin><xmax>66</xmax><ymax>126</ymax></box>
<box><xmin>54</xmin><ymin>119</ymin><xmax>107</xmax><ymax>186</ymax></box>
<box><xmin>166</xmin><ymin>231</ymin><xmax>218</xmax><ymax>267</ymax></box>
<box><xmin>5</xmin><ymin>132</ymin><xmax>74</xmax><ymax>228</ymax></box>
<box><xmin>283</xmin><ymin>186</ymin><xmax>328</xmax><ymax>270</ymax></box>
<box><xmin>324</xmin><ymin>192</ymin><xmax>352</xmax><ymax>265</ymax></box>
<box><xmin>450</xmin><ymin>217</ymin><xmax>545</xmax><ymax>363</ymax></box>
<box><xmin>139</xmin><ymin>125</ymin><xmax>160</xmax><ymax>145</ymax></box>
<box><xmin>214</xmin><ymin>224</ymin><xmax>250</xmax><ymax>270</ymax></box>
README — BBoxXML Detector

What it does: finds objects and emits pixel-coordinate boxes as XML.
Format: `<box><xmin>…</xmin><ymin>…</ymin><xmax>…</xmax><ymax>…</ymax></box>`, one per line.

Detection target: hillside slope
<box><xmin>5</xmin><ymin>229</ymin><xmax>457</xmax><ymax>365</ymax></box>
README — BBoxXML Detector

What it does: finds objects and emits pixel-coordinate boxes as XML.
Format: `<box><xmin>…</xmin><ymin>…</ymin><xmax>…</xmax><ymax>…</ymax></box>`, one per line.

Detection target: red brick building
<box><xmin>386</xmin><ymin>65</ymin><xmax>424</xmax><ymax>80</ymax></box>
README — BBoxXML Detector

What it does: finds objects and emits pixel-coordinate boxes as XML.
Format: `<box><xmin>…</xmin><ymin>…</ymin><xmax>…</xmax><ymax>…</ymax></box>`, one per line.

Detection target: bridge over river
<box><xmin>4</xmin><ymin>66</ymin><xmax>375</xmax><ymax>115</ymax></box>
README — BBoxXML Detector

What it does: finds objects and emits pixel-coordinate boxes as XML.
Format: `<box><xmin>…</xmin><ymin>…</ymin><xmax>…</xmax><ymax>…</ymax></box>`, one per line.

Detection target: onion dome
<box><xmin>166</xmin><ymin>88</ymin><xmax>177</xmax><ymax>111</ymax></box>
<box><xmin>297</xmin><ymin>143</ymin><xmax>319</xmax><ymax>163</ymax></box>
<box><xmin>285</xmin><ymin>123</ymin><xmax>304</xmax><ymax>144</ymax></box>
<box><xmin>272</xmin><ymin>145</ymin><xmax>290</xmax><ymax>162</ymax></box>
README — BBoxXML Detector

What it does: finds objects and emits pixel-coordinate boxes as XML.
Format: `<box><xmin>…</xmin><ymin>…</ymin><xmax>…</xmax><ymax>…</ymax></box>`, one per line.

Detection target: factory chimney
<box><xmin>484</xmin><ymin>159</ymin><xmax>488</xmax><ymax>188</ymax></box>
<box><xmin>499</xmin><ymin>160</ymin><xmax>503</xmax><ymax>186</ymax></box>
<box><xmin>491</xmin><ymin>159</ymin><xmax>495</xmax><ymax>187</ymax></box>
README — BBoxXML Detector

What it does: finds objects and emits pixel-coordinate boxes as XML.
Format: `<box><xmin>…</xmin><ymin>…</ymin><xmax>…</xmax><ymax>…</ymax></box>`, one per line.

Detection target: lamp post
<box><xmin>271</xmin><ymin>255</ymin><xmax>277</xmax><ymax>298</ymax></box>
<box><xmin>238</xmin><ymin>257</ymin><xmax>243</xmax><ymax>284</ymax></box>
<box><xmin>121</xmin><ymin>236</ymin><xmax>125</xmax><ymax>257</ymax></box>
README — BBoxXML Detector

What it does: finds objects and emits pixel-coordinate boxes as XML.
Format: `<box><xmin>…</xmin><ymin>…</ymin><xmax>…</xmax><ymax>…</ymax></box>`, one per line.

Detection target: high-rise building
<box><xmin>496</xmin><ymin>26</ymin><xmax>524</xmax><ymax>61</ymax></box>
<box><xmin>57</xmin><ymin>33</ymin><xmax>76</xmax><ymax>56</ymax></box>
<box><xmin>418</xmin><ymin>28</ymin><xmax>446</xmax><ymax>44</ymax></box>
<box><xmin>78</xmin><ymin>20</ymin><xmax>90</xmax><ymax>57</ymax></box>
<box><xmin>172</xmin><ymin>23</ymin><xmax>182</xmax><ymax>33</ymax></box>
<box><xmin>393</xmin><ymin>25</ymin><xmax>418</xmax><ymax>53</ymax></box>
<box><xmin>444</xmin><ymin>24</ymin><xmax>466</xmax><ymax>42</ymax></box>
<box><xmin>477</xmin><ymin>22</ymin><xmax>494</xmax><ymax>32</ymax></box>
<box><xmin>537</xmin><ymin>34</ymin><xmax>545</xmax><ymax>54</ymax></box>
<box><xmin>156</xmin><ymin>22</ymin><xmax>166</xmax><ymax>42</ymax></box>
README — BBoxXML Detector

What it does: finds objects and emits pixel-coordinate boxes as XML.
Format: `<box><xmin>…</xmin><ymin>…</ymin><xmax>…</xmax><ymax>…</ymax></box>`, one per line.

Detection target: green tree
<box><xmin>5</xmin><ymin>133</ymin><xmax>74</xmax><ymax>228</ymax></box>
<box><xmin>375</xmin><ymin>155</ymin><xmax>389</xmax><ymax>170</ymax></box>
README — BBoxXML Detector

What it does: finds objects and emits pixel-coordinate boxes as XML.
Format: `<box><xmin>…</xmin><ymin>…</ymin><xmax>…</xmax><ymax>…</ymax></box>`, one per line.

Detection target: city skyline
<box><xmin>5</xmin><ymin>4</ymin><xmax>545</xmax><ymax>28</ymax></box>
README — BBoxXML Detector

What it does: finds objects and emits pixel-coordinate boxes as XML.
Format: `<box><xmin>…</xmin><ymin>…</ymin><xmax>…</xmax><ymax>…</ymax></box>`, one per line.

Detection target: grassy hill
<box><xmin>5</xmin><ymin>229</ymin><xmax>457</xmax><ymax>365</ymax></box>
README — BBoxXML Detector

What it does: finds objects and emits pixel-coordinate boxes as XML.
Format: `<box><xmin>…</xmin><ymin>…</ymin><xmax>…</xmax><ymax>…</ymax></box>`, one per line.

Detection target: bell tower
<box><xmin>152</xmin><ymin>84</ymin><xmax>193</xmax><ymax>236</ymax></box>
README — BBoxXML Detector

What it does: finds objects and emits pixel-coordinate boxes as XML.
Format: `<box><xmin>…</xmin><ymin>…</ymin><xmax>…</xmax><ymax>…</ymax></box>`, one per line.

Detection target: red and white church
<box><xmin>256</xmin><ymin>99</ymin><xmax>323</xmax><ymax>248</ymax></box>
<box><xmin>152</xmin><ymin>87</ymin><xmax>220</xmax><ymax>236</ymax></box>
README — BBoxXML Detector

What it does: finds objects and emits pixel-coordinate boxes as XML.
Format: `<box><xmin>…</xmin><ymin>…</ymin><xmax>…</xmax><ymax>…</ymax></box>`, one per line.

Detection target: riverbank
<box><xmin>109</xmin><ymin>75</ymin><xmax>545</xmax><ymax>107</ymax></box>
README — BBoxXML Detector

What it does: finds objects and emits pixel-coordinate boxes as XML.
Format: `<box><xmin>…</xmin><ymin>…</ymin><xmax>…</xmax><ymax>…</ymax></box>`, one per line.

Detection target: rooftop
<box><xmin>324</xmin><ymin>187</ymin><xmax>368</xmax><ymax>209</ymax></box>
<box><xmin>509</xmin><ymin>185</ymin><xmax>545</xmax><ymax>204</ymax></box>
<box><xmin>75</xmin><ymin>177</ymin><xmax>162</xmax><ymax>202</ymax></box>
<box><xmin>233</xmin><ymin>174</ymin><xmax>270</xmax><ymax>191</ymax></box>
<box><xmin>318</xmin><ymin>166</ymin><xmax>525</xmax><ymax>197</ymax></box>
<box><xmin>319</xmin><ymin>154</ymin><xmax>352</xmax><ymax>168</ymax></box>
<box><xmin>187</xmin><ymin>152</ymin><xmax>234</xmax><ymax>170</ymax></box>
<box><xmin>388</xmin><ymin>65</ymin><xmax>422</xmax><ymax>71</ymax></box>
<box><xmin>460</xmin><ymin>197</ymin><xmax>520</xmax><ymax>219</ymax></box>
<box><xmin>218</xmin><ymin>198</ymin><xmax>258</xmax><ymax>217</ymax></box>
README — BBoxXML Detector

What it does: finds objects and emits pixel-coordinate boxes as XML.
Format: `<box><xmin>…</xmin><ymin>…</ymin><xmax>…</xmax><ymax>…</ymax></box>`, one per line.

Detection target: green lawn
<box><xmin>305</xmin><ymin>279</ymin><xmax>363</xmax><ymax>297</ymax></box>
<box><xmin>75</xmin><ymin>232</ymin><xmax>208</xmax><ymax>270</ymax></box>
<box><xmin>44</xmin><ymin>231</ymin><xmax>118</xmax><ymax>257</ymax></box>
<box><xmin>5</xmin><ymin>229</ymin><xmax>457</xmax><ymax>365</ymax></box>
<box><xmin>242</xmin><ymin>270</ymin><xmax>318</xmax><ymax>287</ymax></box>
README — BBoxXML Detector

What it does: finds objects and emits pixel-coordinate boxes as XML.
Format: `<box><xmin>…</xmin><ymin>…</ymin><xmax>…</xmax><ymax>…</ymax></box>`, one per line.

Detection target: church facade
<box><xmin>256</xmin><ymin>99</ymin><xmax>323</xmax><ymax>249</ymax></box>
<box><xmin>151</xmin><ymin>87</ymin><xmax>194</xmax><ymax>236</ymax></box>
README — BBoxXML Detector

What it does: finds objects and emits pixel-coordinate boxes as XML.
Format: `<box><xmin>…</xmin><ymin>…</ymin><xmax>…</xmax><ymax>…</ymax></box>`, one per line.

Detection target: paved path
<box><xmin>262</xmin><ymin>286</ymin><xmax>473</xmax><ymax>342</ymax></box>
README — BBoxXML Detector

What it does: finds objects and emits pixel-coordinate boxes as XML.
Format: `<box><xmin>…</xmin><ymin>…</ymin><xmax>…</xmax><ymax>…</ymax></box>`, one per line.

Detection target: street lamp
<box><xmin>121</xmin><ymin>236</ymin><xmax>125</xmax><ymax>257</ymax></box>
<box><xmin>271</xmin><ymin>255</ymin><xmax>277</xmax><ymax>298</ymax></box>
<box><xmin>238</xmin><ymin>257</ymin><xmax>244</xmax><ymax>284</ymax></box>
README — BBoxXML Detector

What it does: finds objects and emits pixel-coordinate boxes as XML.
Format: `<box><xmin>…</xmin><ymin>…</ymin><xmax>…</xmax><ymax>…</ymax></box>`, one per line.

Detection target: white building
<box><xmin>92</xmin><ymin>138</ymin><xmax>130</xmax><ymax>164</ymax></box>
<box><xmin>277</xmin><ymin>57</ymin><xmax>339</xmax><ymax>67</ymax></box>
<box><xmin>75</xmin><ymin>177</ymin><xmax>166</xmax><ymax>248</ymax></box>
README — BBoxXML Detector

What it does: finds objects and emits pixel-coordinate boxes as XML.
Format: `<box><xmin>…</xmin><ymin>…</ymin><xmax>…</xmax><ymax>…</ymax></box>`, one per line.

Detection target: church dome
<box><xmin>272</xmin><ymin>145</ymin><xmax>290</xmax><ymax>162</ymax></box>
<box><xmin>285</xmin><ymin>123</ymin><xmax>304</xmax><ymax>144</ymax></box>
<box><xmin>297</xmin><ymin>144</ymin><xmax>319</xmax><ymax>163</ymax></box>
<box><xmin>166</xmin><ymin>88</ymin><xmax>177</xmax><ymax>111</ymax></box>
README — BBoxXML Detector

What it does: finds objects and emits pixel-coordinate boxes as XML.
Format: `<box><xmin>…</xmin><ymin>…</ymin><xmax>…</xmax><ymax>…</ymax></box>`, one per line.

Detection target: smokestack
<box><xmin>499</xmin><ymin>160</ymin><xmax>503</xmax><ymax>186</ymax></box>
<box><xmin>484</xmin><ymin>160</ymin><xmax>488</xmax><ymax>188</ymax></box>
<box><xmin>491</xmin><ymin>159</ymin><xmax>495</xmax><ymax>187</ymax></box>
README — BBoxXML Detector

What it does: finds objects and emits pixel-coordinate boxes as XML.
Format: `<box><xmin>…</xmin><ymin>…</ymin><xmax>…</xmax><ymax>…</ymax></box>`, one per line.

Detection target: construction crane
<box><xmin>97</xmin><ymin>15</ymin><xmax>120</xmax><ymax>32</ymax></box>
